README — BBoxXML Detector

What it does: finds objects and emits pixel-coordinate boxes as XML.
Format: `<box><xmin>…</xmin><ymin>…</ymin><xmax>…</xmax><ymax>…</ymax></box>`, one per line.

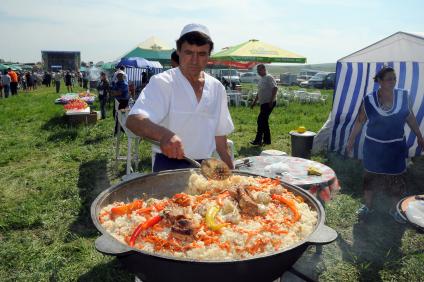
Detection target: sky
<box><xmin>1</xmin><ymin>0</ymin><xmax>423</xmax><ymax>64</ymax></box>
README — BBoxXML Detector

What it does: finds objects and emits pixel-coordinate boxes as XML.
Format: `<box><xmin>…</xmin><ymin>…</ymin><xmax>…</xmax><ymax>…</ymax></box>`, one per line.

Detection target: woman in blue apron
<box><xmin>347</xmin><ymin>66</ymin><xmax>424</xmax><ymax>222</ymax></box>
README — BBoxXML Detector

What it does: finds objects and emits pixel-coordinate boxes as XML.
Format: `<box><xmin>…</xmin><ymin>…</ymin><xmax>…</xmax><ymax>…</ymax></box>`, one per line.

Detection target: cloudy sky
<box><xmin>1</xmin><ymin>0</ymin><xmax>422</xmax><ymax>64</ymax></box>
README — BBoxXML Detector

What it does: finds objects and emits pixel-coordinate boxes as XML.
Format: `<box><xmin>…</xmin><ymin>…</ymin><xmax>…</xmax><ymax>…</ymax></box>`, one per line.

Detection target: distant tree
<box><xmin>81</xmin><ymin>61</ymin><xmax>88</xmax><ymax>67</ymax></box>
<box><xmin>0</xmin><ymin>58</ymin><xmax>4</xmax><ymax>63</ymax></box>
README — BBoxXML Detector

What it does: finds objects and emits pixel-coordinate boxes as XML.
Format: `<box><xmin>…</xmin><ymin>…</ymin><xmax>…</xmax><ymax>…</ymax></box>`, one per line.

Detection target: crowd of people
<box><xmin>0</xmin><ymin>68</ymin><xmax>86</xmax><ymax>98</ymax></box>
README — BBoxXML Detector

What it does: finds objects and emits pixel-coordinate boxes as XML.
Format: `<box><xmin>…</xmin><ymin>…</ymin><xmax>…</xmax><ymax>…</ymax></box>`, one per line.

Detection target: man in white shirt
<box><xmin>126</xmin><ymin>23</ymin><xmax>234</xmax><ymax>172</ymax></box>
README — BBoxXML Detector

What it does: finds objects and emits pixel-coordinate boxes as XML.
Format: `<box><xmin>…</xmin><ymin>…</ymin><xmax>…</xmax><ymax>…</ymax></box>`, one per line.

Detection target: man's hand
<box><xmin>159</xmin><ymin>133</ymin><xmax>185</xmax><ymax>159</ymax></box>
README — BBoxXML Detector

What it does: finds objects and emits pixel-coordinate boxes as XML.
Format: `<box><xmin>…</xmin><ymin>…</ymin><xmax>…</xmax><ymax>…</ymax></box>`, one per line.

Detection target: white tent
<box><xmin>313</xmin><ymin>31</ymin><xmax>424</xmax><ymax>158</ymax></box>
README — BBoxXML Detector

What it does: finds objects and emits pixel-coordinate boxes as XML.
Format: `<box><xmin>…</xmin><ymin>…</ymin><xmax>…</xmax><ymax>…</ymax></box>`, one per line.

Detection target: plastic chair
<box><xmin>240</xmin><ymin>91</ymin><xmax>254</xmax><ymax>107</ymax></box>
<box><xmin>308</xmin><ymin>91</ymin><xmax>321</xmax><ymax>103</ymax></box>
<box><xmin>320</xmin><ymin>94</ymin><xmax>329</xmax><ymax>104</ymax></box>
<box><xmin>114</xmin><ymin>100</ymin><xmax>141</xmax><ymax>175</ymax></box>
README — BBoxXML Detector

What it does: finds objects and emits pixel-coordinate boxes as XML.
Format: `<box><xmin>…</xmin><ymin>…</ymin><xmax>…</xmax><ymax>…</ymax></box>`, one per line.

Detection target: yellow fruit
<box><xmin>297</xmin><ymin>126</ymin><xmax>306</xmax><ymax>133</ymax></box>
<box><xmin>307</xmin><ymin>166</ymin><xmax>322</xmax><ymax>176</ymax></box>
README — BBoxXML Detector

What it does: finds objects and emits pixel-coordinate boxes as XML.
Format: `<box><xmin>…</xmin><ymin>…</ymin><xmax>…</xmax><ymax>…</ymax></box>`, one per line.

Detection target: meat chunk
<box><xmin>164</xmin><ymin>204</ymin><xmax>186</xmax><ymax>223</ymax></box>
<box><xmin>270</xmin><ymin>186</ymin><xmax>285</xmax><ymax>196</ymax></box>
<box><xmin>171</xmin><ymin>215</ymin><xmax>194</xmax><ymax>241</ymax></box>
<box><xmin>227</xmin><ymin>185</ymin><xmax>260</xmax><ymax>216</ymax></box>
<box><xmin>164</xmin><ymin>206</ymin><xmax>195</xmax><ymax>241</ymax></box>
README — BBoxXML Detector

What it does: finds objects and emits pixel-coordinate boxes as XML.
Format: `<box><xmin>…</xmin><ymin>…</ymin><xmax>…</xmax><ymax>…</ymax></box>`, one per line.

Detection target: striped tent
<box><xmin>125</xmin><ymin>61</ymin><xmax>163</xmax><ymax>88</ymax></box>
<box><xmin>322</xmin><ymin>32</ymin><xmax>424</xmax><ymax>158</ymax></box>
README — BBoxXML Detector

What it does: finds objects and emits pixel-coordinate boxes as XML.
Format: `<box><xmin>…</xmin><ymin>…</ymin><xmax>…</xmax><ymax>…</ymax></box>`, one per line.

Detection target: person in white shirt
<box><xmin>1</xmin><ymin>72</ymin><xmax>11</xmax><ymax>98</ymax></box>
<box><xmin>126</xmin><ymin>23</ymin><xmax>234</xmax><ymax>172</ymax></box>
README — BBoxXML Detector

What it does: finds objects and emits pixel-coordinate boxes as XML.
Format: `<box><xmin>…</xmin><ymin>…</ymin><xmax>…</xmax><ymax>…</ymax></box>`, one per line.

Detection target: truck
<box><xmin>280</xmin><ymin>72</ymin><xmax>298</xmax><ymax>86</ymax></box>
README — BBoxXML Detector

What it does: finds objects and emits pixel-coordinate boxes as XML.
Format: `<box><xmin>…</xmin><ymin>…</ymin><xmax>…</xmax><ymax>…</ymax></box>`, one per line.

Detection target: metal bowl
<box><xmin>91</xmin><ymin>169</ymin><xmax>337</xmax><ymax>282</ymax></box>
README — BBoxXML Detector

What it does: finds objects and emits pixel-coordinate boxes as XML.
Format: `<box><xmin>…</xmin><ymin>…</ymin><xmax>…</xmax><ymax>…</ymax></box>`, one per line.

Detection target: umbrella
<box><xmin>117</xmin><ymin>57</ymin><xmax>155</xmax><ymax>68</ymax></box>
<box><xmin>0</xmin><ymin>64</ymin><xmax>8</xmax><ymax>71</ymax></box>
<box><xmin>211</xmin><ymin>39</ymin><xmax>306</xmax><ymax>64</ymax></box>
<box><xmin>207</xmin><ymin>60</ymin><xmax>257</xmax><ymax>69</ymax></box>
<box><xmin>9</xmin><ymin>64</ymin><xmax>23</xmax><ymax>71</ymax></box>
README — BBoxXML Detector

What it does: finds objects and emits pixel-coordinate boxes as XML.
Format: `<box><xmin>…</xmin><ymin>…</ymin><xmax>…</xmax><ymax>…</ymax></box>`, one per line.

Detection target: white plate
<box><xmin>405</xmin><ymin>200</ymin><xmax>424</xmax><ymax>228</ymax></box>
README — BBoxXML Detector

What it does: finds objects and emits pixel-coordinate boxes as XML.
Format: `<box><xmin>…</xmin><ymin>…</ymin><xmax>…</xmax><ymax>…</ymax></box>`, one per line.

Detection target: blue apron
<box><xmin>363</xmin><ymin>89</ymin><xmax>410</xmax><ymax>174</ymax></box>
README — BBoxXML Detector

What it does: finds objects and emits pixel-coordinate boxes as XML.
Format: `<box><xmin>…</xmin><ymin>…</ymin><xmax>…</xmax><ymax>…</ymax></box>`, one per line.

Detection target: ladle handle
<box><xmin>143</xmin><ymin>137</ymin><xmax>201</xmax><ymax>168</ymax></box>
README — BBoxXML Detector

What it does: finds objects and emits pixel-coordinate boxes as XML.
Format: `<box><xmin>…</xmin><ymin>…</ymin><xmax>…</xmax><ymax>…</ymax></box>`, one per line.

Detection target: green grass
<box><xmin>0</xmin><ymin>85</ymin><xmax>422</xmax><ymax>281</ymax></box>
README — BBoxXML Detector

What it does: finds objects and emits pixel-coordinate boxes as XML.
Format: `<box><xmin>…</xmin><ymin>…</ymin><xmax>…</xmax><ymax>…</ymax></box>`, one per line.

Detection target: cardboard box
<box><xmin>67</xmin><ymin>112</ymin><xmax>97</xmax><ymax>125</ymax></box>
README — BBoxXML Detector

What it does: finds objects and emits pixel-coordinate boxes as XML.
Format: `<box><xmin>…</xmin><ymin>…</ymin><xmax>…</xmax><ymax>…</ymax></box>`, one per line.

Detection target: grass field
<box><xmin>0</xmin><ymin>85</ymin><xmax>423</xmax><ymax>281</ymax></box>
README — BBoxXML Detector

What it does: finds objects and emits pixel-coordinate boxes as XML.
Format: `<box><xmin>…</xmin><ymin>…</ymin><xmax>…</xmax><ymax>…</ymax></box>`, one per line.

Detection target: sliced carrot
<box><xmin>135</xmin><ymin>207</ymin><xmax>153</xmax><ymax>215</ymax></box>
<box><xmin>271</xmin><ymin>194</ymin><xmax>301</xmax><ymax>223</ymax></box>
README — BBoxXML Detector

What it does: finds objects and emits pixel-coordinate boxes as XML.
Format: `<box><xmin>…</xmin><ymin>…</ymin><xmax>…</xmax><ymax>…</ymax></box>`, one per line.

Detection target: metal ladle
<box><xmin>144</xmin><ymin>138</ymin><xmax>231</xmax><ymax>180</ymax></box>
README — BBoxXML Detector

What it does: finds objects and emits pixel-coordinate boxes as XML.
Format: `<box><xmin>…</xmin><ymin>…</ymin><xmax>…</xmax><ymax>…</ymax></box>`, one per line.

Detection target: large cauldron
<box><xmin>91</xmin><ymin>169</ymin><xmax>337</xmax><ymax>282</ymax></box>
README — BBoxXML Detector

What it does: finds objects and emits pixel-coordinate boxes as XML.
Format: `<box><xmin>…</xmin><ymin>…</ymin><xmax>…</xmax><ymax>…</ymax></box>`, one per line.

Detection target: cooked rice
<box><xmin>99</xmin><ymin>173</ymin><xmax>317</xmax><ymax>261</ymax></box>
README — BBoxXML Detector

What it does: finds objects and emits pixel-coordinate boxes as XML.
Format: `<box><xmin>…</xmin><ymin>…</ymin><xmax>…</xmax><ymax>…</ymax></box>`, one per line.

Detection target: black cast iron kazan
<box><xmin>91</xmin><ymin>169</ymin><xmax>337</xmax><ymax>282</ymax></box>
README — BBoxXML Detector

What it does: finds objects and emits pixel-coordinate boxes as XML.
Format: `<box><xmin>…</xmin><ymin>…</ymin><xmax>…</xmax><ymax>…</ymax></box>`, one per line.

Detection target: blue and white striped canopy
<box><xmin>329</xmin><ymin>61</ymin><xmax>424</xmax><ymax>158</ymax></box>
<box><xmin>125</xmin><ymin>64</ymin><xmax>163</xmax><ymax>88</ymax></box>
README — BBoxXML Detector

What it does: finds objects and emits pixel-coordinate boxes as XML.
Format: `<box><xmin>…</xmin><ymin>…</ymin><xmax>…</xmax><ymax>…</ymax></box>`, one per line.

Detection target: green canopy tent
<box><xmin>0</xmin><ymin>64</ymin><xmax>8</xmax><ymax>71</ymax></box>
<box><xmin>21</xmin><ymin>65</ymin><xmax>33</xmax><ymax>71</ymax></box>
<box><xmin>122</xmin><ymin>36</ymin><xmax>174</xmax><ymax>66</ymax></box>
<box><xmin>211</xmin><ymin>39</ymin><xmax>306</xmax><ymax>64</ymax></box>
<box><xmin>1</xmin><ymin>64</ymin><xmax>23</xmax><ymax>71</ymax></box>
<box><xmin>10</xmin><ymin>64</ymin><xmax>23</xmax><ymax>71</ymax></box>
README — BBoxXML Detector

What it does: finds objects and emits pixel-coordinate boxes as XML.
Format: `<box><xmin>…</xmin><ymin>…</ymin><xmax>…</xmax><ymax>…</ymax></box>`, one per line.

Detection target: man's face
<box><xmin>177</xmin><ymin>42</ymin><xmax>210</xmax><ymax>76</ymax></box>
<box><xmin>257</xmin><ymin>66</ymin><xmax>266</xmax><ymax>77</ymax></box>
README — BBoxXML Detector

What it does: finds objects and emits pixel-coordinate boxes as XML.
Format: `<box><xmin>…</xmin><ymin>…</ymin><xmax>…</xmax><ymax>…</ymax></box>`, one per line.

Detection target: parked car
<box><xmin>211</xmin><ymin>69</ymin><xmax>240</xmax><ymax>89</ymax></box>
<box><xmin>240</xmin><ymin>72</ymin><xmax>260</xmax><ymax>83</ymax></box>
<box><xmin>296</xmin><ymin>69</ymin><xmax>320</xmax><ymax>85</ymax></box>
<box><xmin>301</xmin><ymin>72</ymin><xmax>336</xmax><ymax>89</ymax></box>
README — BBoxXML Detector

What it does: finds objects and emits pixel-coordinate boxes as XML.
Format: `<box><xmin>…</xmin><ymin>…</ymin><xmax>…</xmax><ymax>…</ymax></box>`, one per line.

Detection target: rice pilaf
<box><xmin>99</xmin><ymin>173</ymin><xmax>317</xmax><ymax>261</ymax></box>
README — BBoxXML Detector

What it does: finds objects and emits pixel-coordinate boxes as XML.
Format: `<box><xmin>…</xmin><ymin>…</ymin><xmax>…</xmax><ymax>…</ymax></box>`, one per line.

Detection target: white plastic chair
<box><xmin>320</xmin><ymin>94</ymin><xmax>329</xmax><ymax>104</ymax></box>
<box><xmin>114</xmin><ymin>100</ymin><xmax>141</xmax><ymax>175</ymax></box>
<box><xmin>308</xmin><ymin>91</ymin><xmax>321</xmax><ymax>103</ymax></box>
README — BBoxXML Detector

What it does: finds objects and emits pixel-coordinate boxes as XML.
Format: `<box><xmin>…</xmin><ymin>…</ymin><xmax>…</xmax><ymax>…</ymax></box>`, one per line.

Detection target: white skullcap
<box><xmin>180</xmin><ymin>23</ymin><xmax>211</xmax><ymax>38</ymax></box>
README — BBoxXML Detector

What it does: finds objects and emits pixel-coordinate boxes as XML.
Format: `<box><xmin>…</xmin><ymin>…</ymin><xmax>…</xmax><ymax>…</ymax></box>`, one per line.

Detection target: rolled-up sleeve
<box><xmin>128</xmin><ymin>76</ymin><xmax>170</xmax><ymax>124</ymax></box>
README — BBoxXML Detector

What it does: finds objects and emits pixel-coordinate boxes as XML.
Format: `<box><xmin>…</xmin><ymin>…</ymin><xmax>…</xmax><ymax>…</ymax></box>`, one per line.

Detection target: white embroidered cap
<box><xmin>180</xmin><ymin>23</ymin><xmax>211</xmax><ymax>38</ymax></box>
